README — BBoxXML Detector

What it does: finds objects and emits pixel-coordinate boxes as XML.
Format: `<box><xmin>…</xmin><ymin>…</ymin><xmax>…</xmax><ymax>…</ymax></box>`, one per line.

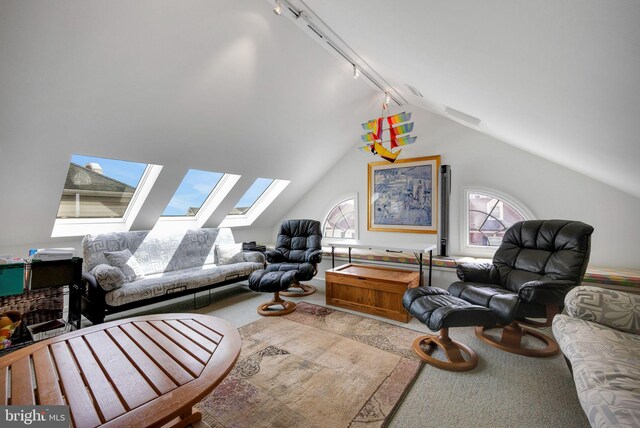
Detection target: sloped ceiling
<box><xmin>0</xmin><ymin>0</ymin><xmax>379</xmax><ymax>246</ymax></box>
<box><xmin>301</xmin><ymin>0</ymin><xmax>640</xmax><ymax>198</ymax></box>
<box><xmin>1</xmin><ymin>0</ymin><xmax>639</xmax><ymax>249</ymax></box>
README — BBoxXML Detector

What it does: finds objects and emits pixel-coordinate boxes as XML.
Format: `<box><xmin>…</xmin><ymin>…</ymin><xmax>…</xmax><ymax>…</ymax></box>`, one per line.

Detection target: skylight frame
<box><xmin>52</xmin><ymin>162</ymin><xmax>163</xmax><ymax>237</ymax></box>
<box><xmin>156</xmin><ymin>173</ymin><xmax>241</xmax><ymax>228</ymax></box>
<box><xmin>229</xmin><ymin>178</ymin><xmax>275</xmax><ymax>216</ymax></box>
<box><xmin>220</xmin><ymin>178</ymin><xmax>290</xmax><ymax>228</ymax></box>
<box><xmin>160</xmin><ymin>169</ymin><xmax>227</xmax><ymax>219</ymax></box>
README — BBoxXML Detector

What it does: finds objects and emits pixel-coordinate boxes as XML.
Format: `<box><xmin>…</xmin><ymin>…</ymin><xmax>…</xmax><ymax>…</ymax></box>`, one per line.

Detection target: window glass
<box><xmin>229</xmin><ymin>178</ymin><xmax>274</xmax><ymax>215</ymax></box>
<box><xmin>468</xmin><ymin>192</ymin><xmax>526</xmax><ymax>247</ymax></box>
<box><xmin>323</xmin><ymin>198</ymin><xmax>356</xmax><ymax>239</ymax></box>
<box><xmin>162</xmin><ymin>169</ymin><xmax>224</xmax><ymax>217</ymax></box>
<box><xmin>56</xmin><ymin>155</ymin><xmax>148</xmax><ymax>219</ymax></box>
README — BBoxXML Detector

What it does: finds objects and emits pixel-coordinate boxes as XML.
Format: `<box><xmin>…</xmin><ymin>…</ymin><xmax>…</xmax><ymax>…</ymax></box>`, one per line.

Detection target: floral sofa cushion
<box><xmin>553</xmin><ymin>286</ymin><xmax>640</xmax><ymax>428</ymax></box>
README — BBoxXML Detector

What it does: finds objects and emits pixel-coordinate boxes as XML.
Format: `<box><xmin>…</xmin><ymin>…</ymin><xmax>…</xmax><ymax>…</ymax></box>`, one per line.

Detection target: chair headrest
<box><xmin>278</xmin><ymin>219</ymin><xmax>322</xmax><ymax>239</ymax></box>
<box><xmin>493</xmin><ymin>220</ymin><xmax>594</xmax><ymax>290</ymax></box>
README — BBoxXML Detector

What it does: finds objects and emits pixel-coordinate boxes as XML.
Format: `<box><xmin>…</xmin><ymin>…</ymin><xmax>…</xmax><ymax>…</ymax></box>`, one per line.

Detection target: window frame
<box><xmin>219</xmin><ymin>179</ymin><xmax>290</xmax><ymax>228</ymax></box>
<box><xmin>160</xmin><ymin>169</ymin><xmax>226</xmax><ymax>218</ymax></box>
<box><xmin>51</xmin><ymin>163</ymin><xmax>163</xmax><ymax>237</ymax></box>
<box><xmin>322</xmin><ymin>193</ymin><xmax>359</xmax><ymax>241</ymax></box>
<box><xmin>460</xmin><ymin>187</ymin><xmax>534</xmax><ymax>257</ymax></box>
<box><xmin>156</xmin><ymin>173</ymin><xmax>241</xmax><ymax>228</ymax></box>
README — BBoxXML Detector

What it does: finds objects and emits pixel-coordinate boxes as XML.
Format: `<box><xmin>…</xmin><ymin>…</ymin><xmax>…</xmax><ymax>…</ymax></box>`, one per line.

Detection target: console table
<box><xmin>327</xmin><ymin>240</ymin><xmax>437</xmax><ymax>287</ymax></box>
<box><xmin>0</xmin><ymin>313</ymin><xmax>240</xmax><ymax>428</ymax></box>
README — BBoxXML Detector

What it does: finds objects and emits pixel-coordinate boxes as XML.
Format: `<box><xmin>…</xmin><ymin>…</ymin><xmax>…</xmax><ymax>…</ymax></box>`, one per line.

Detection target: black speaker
<box><xmin>439</xmin><ymin>165</ymin><xmax>451</xmax><ymax>256</ymax></box>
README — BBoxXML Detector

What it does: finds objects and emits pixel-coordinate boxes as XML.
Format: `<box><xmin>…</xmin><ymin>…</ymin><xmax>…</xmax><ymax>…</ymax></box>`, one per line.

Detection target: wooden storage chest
<box><xmin>325</xmin><ymin>264</ymin><xmax>420</xmax><ymax>323</ymax></box>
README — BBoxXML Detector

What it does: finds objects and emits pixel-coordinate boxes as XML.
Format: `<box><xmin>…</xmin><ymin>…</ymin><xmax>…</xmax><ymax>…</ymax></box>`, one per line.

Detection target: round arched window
<box><xmin>323</xmin><ymin>198</ymin><xmax>357</xmax><ymax>239</ymax></box>
<box><xmin>466</xmin><ymin>190</ymin><xmax>531</xmax><ymax>249</ymax></box>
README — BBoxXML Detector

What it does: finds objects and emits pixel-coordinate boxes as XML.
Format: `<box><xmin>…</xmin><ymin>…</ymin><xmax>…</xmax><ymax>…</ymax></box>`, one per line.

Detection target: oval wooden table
<box><xmin>0</xmin><ymin>313</ymin><xmax>241</xmax><ymax>428</ymax></box>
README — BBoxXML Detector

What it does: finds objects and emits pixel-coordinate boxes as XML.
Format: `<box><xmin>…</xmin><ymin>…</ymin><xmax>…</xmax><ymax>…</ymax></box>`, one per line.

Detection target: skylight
<box><xmin>56</xmin><ymin>155</ymin><xmax>148</xmax><ymax>219</ymax></box>
<box><xmin>220</xmin><ymin>178</ymin><xmax>290</xmax><ymax>227</ymax></box>
<box><xmin>229</xmin><ymin>178</ymin><xmax>275</xmax><ymax>216</ymax></box>
<box><xmin>162</xmin><ymin>169</ymin><xmax>224</xmax><ymax>217</ymax></box>
<box><xmin>52</xmin><ymin>154</ymin><xmax>162</xmax><ymax>237</ymax></box>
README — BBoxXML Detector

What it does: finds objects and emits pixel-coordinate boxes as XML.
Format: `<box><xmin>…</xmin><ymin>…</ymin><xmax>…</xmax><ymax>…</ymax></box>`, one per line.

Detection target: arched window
<box><xmin>463</xmin><ymin>189</ymin><xmax>533</xmax><ymax>254</ymax></box>
<box><xmin>323</xmin><ymin>195</ymin><xmax>358</xmax><ymax>240</ymax></box>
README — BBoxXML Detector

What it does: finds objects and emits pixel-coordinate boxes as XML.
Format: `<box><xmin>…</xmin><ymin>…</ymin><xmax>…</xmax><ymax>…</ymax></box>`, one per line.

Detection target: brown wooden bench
<box><xmin>0</xmin><ymin>313</ymin><xmax>241</xmax><ymax>428</ymax></box>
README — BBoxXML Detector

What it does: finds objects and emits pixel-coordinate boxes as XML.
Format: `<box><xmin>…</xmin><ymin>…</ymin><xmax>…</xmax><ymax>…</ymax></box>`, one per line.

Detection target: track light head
<box><xmin>353</xmin><ymin>65</ymin><xmax>360</xmax><ymax>79</ymax></box>
<box><xmin>273</xmin><ymin>0</ymin><xmax>283</xmax><ymax>15</ymax></box>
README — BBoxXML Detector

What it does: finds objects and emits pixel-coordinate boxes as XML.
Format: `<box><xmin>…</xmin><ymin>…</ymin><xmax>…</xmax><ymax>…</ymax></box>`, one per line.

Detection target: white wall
<box><xmin>282</xmin><ymin>106</ymin><xmax>640</xmax><ymax>269</ymax></box>
<box><xmin>0</xmin><ymin>0</ymin><xmax>376</xmax><ymax>254</ymax></box>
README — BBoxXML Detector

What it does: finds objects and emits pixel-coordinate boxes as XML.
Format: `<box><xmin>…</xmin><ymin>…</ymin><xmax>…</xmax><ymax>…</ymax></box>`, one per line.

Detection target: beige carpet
<box><xmin>102</xmin><ymin>283</ymin><xmax>589</xmax><ymax>427</ymax></box>
<box><xmin>198</xmin><ymin>302</ymin><xmax>423</xmax><ymax>427</ymax></box>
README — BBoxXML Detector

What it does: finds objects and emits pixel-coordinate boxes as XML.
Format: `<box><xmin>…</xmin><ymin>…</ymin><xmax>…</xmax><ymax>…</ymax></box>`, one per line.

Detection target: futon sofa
<box><xmin>81</xmin><ymin>228</ymin><xmax>265</xmax><ymax>324</ymax></box>
<box><xmin>552</xmin><ymin>286</ymin><xmax>640</xmax><ymax>427</ymax></box>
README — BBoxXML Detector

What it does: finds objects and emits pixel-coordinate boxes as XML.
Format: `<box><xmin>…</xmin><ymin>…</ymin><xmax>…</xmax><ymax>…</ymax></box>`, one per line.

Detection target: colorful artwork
<box><xmin>368</xmin><ymin>156</ymin><xmax>440</xmax><ymax>234</ymax></box>
<box><xmin>358</xmin><ymin>107</ymin><xmax>417</xmax><ymax>162</ymax></box>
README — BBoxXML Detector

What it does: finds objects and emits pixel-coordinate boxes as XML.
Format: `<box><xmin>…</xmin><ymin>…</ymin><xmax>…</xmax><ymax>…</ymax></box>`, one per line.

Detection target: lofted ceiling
<box><xmin>0</xmin><ymin>0</ymin><xmax>380</xmax><ymax>246</ymax></box>
<box><xmin>1</xmin><ymin>0</ymin><xmax>639</xmax><ymax>250</ymax></box>
<box><xmin>298</xmin><ymin>0</ymin><xmax>640</xmax><ymax>199</ymax></box>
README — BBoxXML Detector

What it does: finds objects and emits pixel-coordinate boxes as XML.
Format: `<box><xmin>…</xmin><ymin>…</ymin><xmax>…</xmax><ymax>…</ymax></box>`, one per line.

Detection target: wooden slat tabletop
<box><xmin>0</xmin><ymin>313</ymin><xmax>241</xmax><ymax>428</ymax></box>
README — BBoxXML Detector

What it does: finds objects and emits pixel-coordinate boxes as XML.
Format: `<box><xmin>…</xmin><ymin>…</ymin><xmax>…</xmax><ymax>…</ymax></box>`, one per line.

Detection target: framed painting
<box><xmin>367</xmin><ymin>155</ymin><xmax>440</xmax><ymax>234</ymax></box>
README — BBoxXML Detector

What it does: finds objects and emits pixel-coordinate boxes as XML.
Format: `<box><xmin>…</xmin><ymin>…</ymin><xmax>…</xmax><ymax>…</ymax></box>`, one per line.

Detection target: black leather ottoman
<box><xmin>248</xmin><ymin>269</ymin><xmax>297</xmax><ymax>316</ymax></box>
<box><xmin>403</xmin><ymin>287</ymin><xmax>496</xmax><ymax>371</ymax></box>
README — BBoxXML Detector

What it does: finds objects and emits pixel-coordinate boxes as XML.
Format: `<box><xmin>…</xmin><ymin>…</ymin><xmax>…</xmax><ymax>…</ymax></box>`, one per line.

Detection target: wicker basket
<box><xmin>0</xmin><ymin>287</ymin><xmax>64</xmax><ymax>326</ymax></box>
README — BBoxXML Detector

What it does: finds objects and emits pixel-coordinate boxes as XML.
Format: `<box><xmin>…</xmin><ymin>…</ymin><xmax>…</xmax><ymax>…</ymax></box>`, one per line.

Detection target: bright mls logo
<box><xmin>1</xmin><ymin>406</ymin><xmax>69</xmax><ymax>427</ymax></box>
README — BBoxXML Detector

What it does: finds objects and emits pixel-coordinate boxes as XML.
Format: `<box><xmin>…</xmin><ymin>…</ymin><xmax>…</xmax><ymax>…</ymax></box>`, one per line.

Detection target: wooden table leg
<box><xmin>163</xmin><ymin>407</ymin><xmax>202</xmax><ymax>428</ymax></box>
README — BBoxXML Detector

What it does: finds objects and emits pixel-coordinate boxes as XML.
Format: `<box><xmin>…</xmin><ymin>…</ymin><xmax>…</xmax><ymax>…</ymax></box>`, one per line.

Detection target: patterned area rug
<box><xmin>198</xmin><ymin>302</ymin><xmax>423</xmax><ymax>427</ymax></box>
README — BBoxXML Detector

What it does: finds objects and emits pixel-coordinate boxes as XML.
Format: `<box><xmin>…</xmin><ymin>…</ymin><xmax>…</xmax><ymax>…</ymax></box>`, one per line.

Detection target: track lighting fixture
<box><xmin>268</xmin><ymin>0</ymin><xmax>405</xmax><ymax>105</ymax></box>
<box><xmin>273</xmin><ymin>0</ymin><xmax>283</xmax><ymax>15</ymax></box>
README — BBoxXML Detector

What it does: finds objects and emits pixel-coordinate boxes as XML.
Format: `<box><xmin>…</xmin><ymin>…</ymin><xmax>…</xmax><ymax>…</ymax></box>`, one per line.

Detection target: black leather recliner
<box><xmin>264</xmin><ymin>219</ymin><xmax>323</xmax><ymax>297</ymax></box>
<box><xmin>449</xmin><ymin>219</ymin><xmax>594</xmax><ymax>357</ymax></box>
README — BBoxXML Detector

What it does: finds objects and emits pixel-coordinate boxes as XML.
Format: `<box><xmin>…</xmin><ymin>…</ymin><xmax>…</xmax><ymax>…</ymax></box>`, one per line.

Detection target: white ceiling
<box><xmin>0</xmin><ymin>0</ymin><xmax>379</xmax><ymax>246</ymax></box>
<box><xmin>300</xmin><ymin>0</ymin><xmax>640</xmax><ymax>198</ymax></box>
<box><xmin>1</xmin><ymin>0</ymin><xmax>639</xmax><ymax>249</ymax></box>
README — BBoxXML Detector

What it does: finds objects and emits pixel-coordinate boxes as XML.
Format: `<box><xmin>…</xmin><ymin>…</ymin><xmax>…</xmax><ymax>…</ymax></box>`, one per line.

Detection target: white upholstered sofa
<box><xmin>81</xmin><ymin>227</ymin><xmax>265</xmax><ymax>324</ymax></box>
<box><xmin>553</xmin><ymin>285</ymin><xmax>640</xmax><ymax>427</ymax></box>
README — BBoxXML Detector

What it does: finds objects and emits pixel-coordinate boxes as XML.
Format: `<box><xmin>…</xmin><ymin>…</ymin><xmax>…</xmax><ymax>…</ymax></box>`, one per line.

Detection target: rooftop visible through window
<box><xmin>56</xmin><ymin>155</ymin><xmax>148</xmax><ymax>219</ymax></box>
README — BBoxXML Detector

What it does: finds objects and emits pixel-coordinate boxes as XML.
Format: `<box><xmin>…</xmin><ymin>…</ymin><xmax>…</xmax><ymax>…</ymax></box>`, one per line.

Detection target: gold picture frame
<box><xmin>367</xmin><ymin>155</ymin><xmax>440</xmax><ymax>234</ymax></box>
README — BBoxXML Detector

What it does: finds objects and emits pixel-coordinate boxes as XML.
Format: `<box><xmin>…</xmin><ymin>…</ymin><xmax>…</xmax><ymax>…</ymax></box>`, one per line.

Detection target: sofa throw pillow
<box><xmin>215</xmin><ymin>243</ymin><xmax>244</xmax><ymax>265</ymax></box>
<box><xmin>243</xmin><ymin>251</ymin><xmax>266</xmax><ymax>264</ymax></box>
<box><xmin>90</xmin><ymin>264</ymin><xmax>126</xmax><ymax>291</ymax></box>
<box><xmin>104</xmin><ymin>249</ymin><xmax>145</xmax><ymax>283</ymax></box>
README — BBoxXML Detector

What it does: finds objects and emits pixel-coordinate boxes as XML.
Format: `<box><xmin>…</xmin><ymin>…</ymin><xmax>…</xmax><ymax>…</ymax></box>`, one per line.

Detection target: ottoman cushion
<box><xmin>249</xmin><ymin>269</ymin><xmax>297</xmax><ymax>293</ymax></box>
<box><xmin>403</xmin><ymin>287</ymin><xmax>496</xmax><ymax>331</ymax></box>
<box><xmin>264</xmin><ymin>262</ymin><xmax>315</xmax><ymax>281</ymax></box>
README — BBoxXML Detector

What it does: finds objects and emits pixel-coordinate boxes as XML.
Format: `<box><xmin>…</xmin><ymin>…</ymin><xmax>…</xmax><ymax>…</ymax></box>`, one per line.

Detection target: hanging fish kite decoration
<box><xmin>358</xmin><ymin>109</ymin><xmax>416</xmax><ymax>162</ymax></box>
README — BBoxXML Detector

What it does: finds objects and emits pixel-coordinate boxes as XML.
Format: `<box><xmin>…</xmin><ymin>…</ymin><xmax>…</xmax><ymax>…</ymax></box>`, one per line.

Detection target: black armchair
<box><xmin>264</xmin><ymin>219</ymin><xmax>322</xmax><ymax>297</ymax></box>
<box><xmin>449</xmin><ymin>219</ymin><xmax>594</xmax><ymax>357</ymax></box>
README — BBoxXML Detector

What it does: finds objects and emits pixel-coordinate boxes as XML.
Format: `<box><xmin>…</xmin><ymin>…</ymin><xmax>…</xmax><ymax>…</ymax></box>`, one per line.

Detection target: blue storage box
<box><xmin>0</xmin><ymin>263</ymin><xmax>25</xmax><ymax>297</ymax></box>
